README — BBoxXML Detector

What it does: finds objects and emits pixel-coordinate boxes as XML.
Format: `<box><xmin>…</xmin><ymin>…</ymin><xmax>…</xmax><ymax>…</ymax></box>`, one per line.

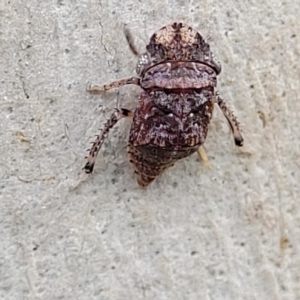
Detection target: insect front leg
<box><xmin>87</xmin><ymin>77</ymin><xmax>140</xmax><ymax>92</ymax></box>
<box><xmin>84</xmin><ymin>108</ymin><xmax>133</xmax><ymax>175</ymax></box>
<box><xmin>124</xmin><ymin>26</ymin><xmax>140</xmax><ymax>56</ymax></box>
<box><xmin>216</xmin><ymin>95</ymin><xmax>244</xmax><ymax>147</ymax></box>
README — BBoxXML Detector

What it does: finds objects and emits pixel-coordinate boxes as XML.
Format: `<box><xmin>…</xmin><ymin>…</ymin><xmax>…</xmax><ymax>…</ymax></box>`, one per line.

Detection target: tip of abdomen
<box><xmin>135</xmin><ymin>171</ymin><xmax>157</xmax><ymax>187</ymax></box>
<box><xmin>128</xmin><ymin>144</ymin><xmax>175</xmax><ymax>187</ymax></box>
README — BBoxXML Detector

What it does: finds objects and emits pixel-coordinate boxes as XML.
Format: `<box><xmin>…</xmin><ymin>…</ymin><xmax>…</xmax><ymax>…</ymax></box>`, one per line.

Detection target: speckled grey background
<box><xmin>0</xmin><ymin>0</ymin><xmax>299</xmax><ymax>299</ymax></box>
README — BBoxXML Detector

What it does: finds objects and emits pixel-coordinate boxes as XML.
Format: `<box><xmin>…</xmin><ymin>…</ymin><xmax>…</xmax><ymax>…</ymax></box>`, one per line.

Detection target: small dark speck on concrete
<box><xmin>191</xmin><ymin>251</ymin><xmax>197</xmax><ymax>256</ymax></box>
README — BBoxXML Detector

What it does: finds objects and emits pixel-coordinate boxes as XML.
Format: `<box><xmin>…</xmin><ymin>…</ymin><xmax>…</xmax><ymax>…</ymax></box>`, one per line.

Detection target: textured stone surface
<box><xmin>0</xmin><ymin>0</ymin><xmax>299</xmax><ymax>299</ymax></box>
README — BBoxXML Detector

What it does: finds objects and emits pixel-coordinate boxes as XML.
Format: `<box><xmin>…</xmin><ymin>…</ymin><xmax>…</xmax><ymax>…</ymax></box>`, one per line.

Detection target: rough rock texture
<box><xmin>0</xmin><ymin>0</ymin><xmax>299</xmax><ymax>299</ymax></box>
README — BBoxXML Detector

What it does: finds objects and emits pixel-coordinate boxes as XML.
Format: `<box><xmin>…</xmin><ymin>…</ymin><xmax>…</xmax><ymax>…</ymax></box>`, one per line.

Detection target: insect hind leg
<box><xmin>84</xmin><ymin>108</ymin><xmax>133</xmax><ymax>175</ymax></box>
<box><xmin>197</xmin><ymin>146</ymin><xmax>211</xmax><ymax>169</ymax></box>
<box><xmin>216</xmin><ymin>95</ymin><xmax>244</xmax><ymax>147</ymax></box>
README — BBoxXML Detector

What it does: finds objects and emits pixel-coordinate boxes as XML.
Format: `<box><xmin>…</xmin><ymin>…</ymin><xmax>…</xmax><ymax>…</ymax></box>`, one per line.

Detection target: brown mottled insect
<box><xmin>84</xmin><ymin>22</ymin><xmax>243</xmax><ymax>186</ymax></box>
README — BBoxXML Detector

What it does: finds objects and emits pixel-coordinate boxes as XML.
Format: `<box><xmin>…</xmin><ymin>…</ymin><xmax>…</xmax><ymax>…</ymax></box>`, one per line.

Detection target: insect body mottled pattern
<box><xmin>85</xmin><ymin>23</ymin><xmax>243</xmax><ymax>187</ymax></box>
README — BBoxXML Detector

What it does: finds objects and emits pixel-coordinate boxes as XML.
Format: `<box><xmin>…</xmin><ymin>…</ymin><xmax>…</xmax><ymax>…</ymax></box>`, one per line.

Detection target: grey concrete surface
<box><xmin>0</xmin><ymin>0</ymin><xmax>299</xmax><ymax>299</ymax></box>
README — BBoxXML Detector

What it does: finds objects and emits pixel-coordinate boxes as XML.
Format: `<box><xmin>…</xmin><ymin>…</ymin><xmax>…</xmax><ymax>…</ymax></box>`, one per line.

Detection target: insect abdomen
<box><xmin>127</xmin><ymin>143</ymin><xmax>197</xmax><ymax>186</ymax></box>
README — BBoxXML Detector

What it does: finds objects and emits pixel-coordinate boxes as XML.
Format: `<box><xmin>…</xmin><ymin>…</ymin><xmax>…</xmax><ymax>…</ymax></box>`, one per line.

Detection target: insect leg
<box><xmin>197</xmin><ymin>146</ymin><xmax>211</xmax><ymax>169</ymax></box>
<box><xmin>87</xmin><ymin>77</ymin><xmax>140</xmax><ymax>92</ymax></box>
<box><xmin>216</xmin><ymin>95</ymin><xmax>244</xmax><ymax>146</ymax></box>
<box><xmin>84</xmin><ymin>108</ymin><xmax>133</xmax><ymax>174</ymax></box>
<box><xmin>124</xmin><ymin>26</ymin><xmax>140</xmax><ymax>56</ymax></box>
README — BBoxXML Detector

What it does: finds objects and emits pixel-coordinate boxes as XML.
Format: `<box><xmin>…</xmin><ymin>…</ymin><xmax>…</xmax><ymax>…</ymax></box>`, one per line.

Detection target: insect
<box><xmin>84</xmin><ymin>22</ymin><xmax>243</xmax><ymax>187</ymax></box>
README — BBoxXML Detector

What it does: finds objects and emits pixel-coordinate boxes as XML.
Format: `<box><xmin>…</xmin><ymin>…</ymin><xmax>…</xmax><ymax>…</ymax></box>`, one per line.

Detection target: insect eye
<box><xmin>136</xmin><ymin>53</ymin><xmax>150</xmax><ymax>75</ymax></box>
<box><xmin>210</xmin><ymin>51</ymin><xmax>221</xmax><ymax>74</ymax></box>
